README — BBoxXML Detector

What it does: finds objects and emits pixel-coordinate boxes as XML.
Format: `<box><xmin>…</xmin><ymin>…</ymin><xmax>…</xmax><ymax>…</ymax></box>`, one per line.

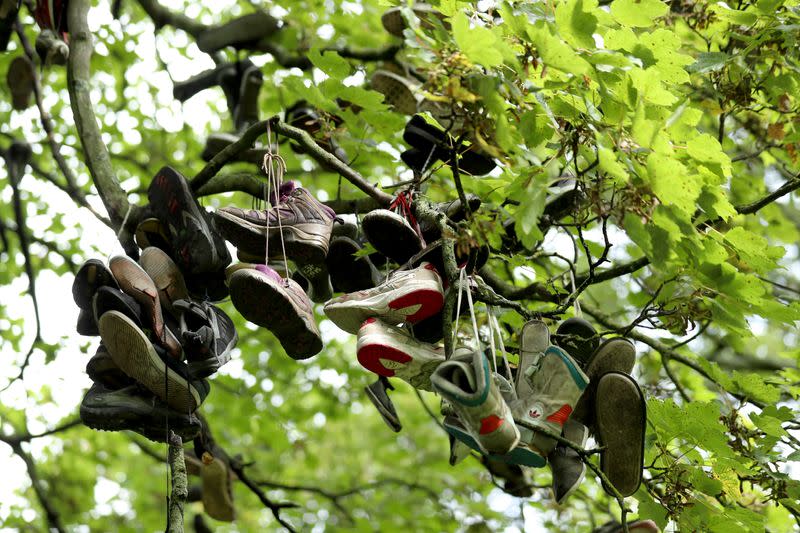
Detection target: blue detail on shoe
<box><xmin>546</xmin><ymin>345</ymin><xmax>588</xmax><ymax>390</ymax></box>
<box><xmin>443</xmin><ymin>419</ymin><xmax>546</xmax><ymax>468</ymax></box>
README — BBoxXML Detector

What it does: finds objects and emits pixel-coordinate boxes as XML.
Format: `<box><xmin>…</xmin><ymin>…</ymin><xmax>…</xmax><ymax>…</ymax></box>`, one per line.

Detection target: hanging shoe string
<box><xmin>262</xmin><ymin>123</ymin><xmax>290</xmax><ymax>283</ymax></box>
<box><xmin>389</xmin><ymin>190</ymin><xmax>426</xmax><ymax>247</ymax></box>
<box><xmin>487</xmin><ymin>304</ymin><xmax>513</xmax><ymax>382</ymax></box>
<box><xmin>451</xmin><ymin>266</ymin><xmax>480</xmax><ymax>361</ymax></box>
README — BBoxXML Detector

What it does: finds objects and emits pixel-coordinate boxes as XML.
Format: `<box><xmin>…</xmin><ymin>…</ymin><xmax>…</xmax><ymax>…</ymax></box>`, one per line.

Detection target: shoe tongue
<box><xmin>269</xmin><ymin>181</ymin><xmax>296</xmax><ymax>204</ymax></box>
<box><xmin>254</xmin><ymin>263</ymin><xmax>283</xmax><ymax>283</ymax></box>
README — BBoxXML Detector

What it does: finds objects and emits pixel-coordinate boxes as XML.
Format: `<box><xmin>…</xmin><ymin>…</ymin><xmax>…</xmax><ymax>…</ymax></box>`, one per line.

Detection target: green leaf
<box><xmin>687</xmin><ymin>52</ymin><xmax>731</xmax><ymax>74</ymax></box>
<box><xmin>610</xmin><ymin>0</ymin><xmax>669</xmax><ymax>27</ymax></box>
<box><xmin>527</xmin><ymin>25</ymin><xmax>593</xmax><ymax>76</ymax></box>
<box><xmin>554</xmin><ymin>0</ymin><xmax>599</xmax><ymax>49</ymax></box>
<box><xmin>452</xmin><ymin>13</ymin><xmax>504</xmax><ymax>68</ymax></box>
<box><xmin>647</xmin><ymin>153</ymin><xmax>701</xmax><ymax>214</ymax></box>
<box><xmin>307</xmin><ymin>49</ymin><xmax>351</xmax><ymax>79</ymax></box>
<box><xmin>687</xmin><ymin>133</ymin><xmax>732</xmax><ymax>176</ymax></box>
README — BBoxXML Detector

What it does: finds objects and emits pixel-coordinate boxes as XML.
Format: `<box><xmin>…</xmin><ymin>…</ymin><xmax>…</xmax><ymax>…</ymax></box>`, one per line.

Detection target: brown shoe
<box><xmin>213</xmin><ymin>184</ymin><xmax>335</xmax><ymax>264</ymax></box>
<box><xmin>228</xmin><ymin>264</ymin><xmax>322</xmax><ymax>359</ymax></box>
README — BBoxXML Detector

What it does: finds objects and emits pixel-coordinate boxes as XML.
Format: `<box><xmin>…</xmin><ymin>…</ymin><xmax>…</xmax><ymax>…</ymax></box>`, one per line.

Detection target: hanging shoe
<box><xmin>326</xmin><ymin>235</ymin><xmax>382</xmax><ymax>293</ymax></box>
<box><xmin>201</xmin><ymin>452</ymin><xmax>236</xmax><ymax>522</ymax></box>
<box><xmin>431</xmin><ymin>348</ymin><xmax>520</xmax><ymax>455</ymax></box>
<box><xmin>0</xmin><ymin>1</ymin><xmax>19</xmax><ymax>52</ymax></box>
<box><xmin>134</xmin><ymin>218</ymin><xmax>171</xmax><ymax>252</ymax></box>
<box><xmin>293</xmin><ymin>262</ymin><xmax>334</xmax><ymax>304</ymax></box>
<box><xmin>232</xmin><ymin>60</ymin><xmax>263</xmax><ymax>131</ymax></box>
<box><xmin>552</xmin><ymin>317</ymin><xmax>600</xmax><ymax>367</ymax></box>
<box><xmin>595</xmin><ymin>371</ymin><xmax>646</xmax><ymax>498</ymax></box>
<box><xmin>370</xmin><ymin>70</ymin><xmax>420</xmax><ymax>115</ymax></box>
<box><xmin>549</xmin><ymin>418</ymin><xmax>589</xmax><ymax>504</ymax></box>
<box><xmin>402</xmin><ymin>115</ymin><xmax>496</xmax><ymax>176</ymax></box>
<box><xmin>173</xmin><ymin>299</ymin><xmax>238</xmax><ymax>379</ymax></box>
<box><xmin>73</xmin><ymin>259</ymin><xmax>120</xmax><ymax>335</ymax></box>
<box><xmin>228</xmin><ymin>264</ymin><xmax>322</xmax><ymax>359</ymax></box>
<box><xmin>85</xmin><ymin>344</ymin><xmax>134</xmax><ymax>390</ymax></box>
<box><xmin>109</xmin><ymin>254</ymin><xmax>182</xmax><ymax>358</ymax></box>
<box><xmin>213</xmin><ymin>183</ymin><xmax>336</xmax><ymax>265</ymax></box>
<box><xmin>139</xmin><ymin>246</ymin><xmax>190</xmax><ymax>319</ymax></box>
<box><xmin>510</xmin><ymin>345</ymin><xmax>589</xmax><ymax>457</ymax></box>
<box><xmin>362</xmin><ymin>197</ymin><xmax>424</xmax><ymax>265</ymax></box>
<box><xmin>92</xmin><ymin>286</ymin><xmax>144</xmax><ymax>329</ymax></box>
<box><xmin>99</xmin><ymin>310</ymin><xmax>209</xmax><ymax>413</ymax></box>
<box><xmin>324</xmin><ymin>262</ymin><xmax>444</xmax><ymax>334</ymax></box>
<box><xmin>593</xmin><ymin>519</ymin><xmax>661</xmax><ymax>533</ymax></box>
<box><xmin>364</xmin><ymin>376</ymin><xmax>402</xmax><ymax>432</ymax></box>
<box><xmin>80</xmin><ymin>382</ymin><xmax>201</xmax><ymax>443</ymax></box>
<box><xmin>148</xmin><ymin>166</ymin><xmax>231</xmax><ymax>299</ymax></box>
<box><xmin>7</xmin><ymin>55</ymin><xmax>35</xmax><ymax>110</ymax></box>
<box><xmin>356</xmin><ymin>318</ymin><xmax>445</xmax><ymax>391</ymax></box>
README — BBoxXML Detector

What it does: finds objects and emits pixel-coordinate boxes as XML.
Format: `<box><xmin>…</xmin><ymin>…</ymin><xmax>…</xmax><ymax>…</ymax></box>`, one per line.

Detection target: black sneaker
<box><xmin>148</xmin><ymin>166</ymin><xmax>231</xmax><ymax>298</ymax></box>
<box><xmin>92</xmin><ymin>286</ymin><xmax>144</xmax><ymax>329</ymax></box>
<box><xmin>364</xmin><ymin>376</ymin><xmax>401</xmax><ymax>432</ymax></box>
<box><xmin>293</xmin><ymin>262</ymin><xmax>334</xmax><ymax>303</ymax></box>
<box><xmin>362</xmin><ymin>209</ymin><xmax>423</xmax><ymax>265</ymax></box>
<box><xmin>402</xmin><ymin>115</ymin><xmax>496</xmax><ymax>176</ymax></box>
<box><xmin>80</xmin><ymin>382</ymin><xmax>201</xmax><ymax>443</ymax></box>
<box><xmin>326</xmin><ymin>236</ymin><xmax>382</xmax><ymax>293</ymax></box>
<box><xmin>173</xmin><ymin>299</ymin><xmax>238</xmax><ymax>378</ymax></box>
<box><xmin>549</xmin><ymin>419</ymin><xmax>589</xmax><ymax>504</ymax></box>
<box><xmin>73</xmin><ymin>259</ymin><xmax>120</xmax><ymax>335</ymax></box>
<box><xmin>85</xmin><ymin>344</ymin><xmax>134</xmax><ymax>390</ymax></box>
<box><xmin>553</xmin><ymin>317</ymin><xmax>600</xmax><ymax>366</ymax></box>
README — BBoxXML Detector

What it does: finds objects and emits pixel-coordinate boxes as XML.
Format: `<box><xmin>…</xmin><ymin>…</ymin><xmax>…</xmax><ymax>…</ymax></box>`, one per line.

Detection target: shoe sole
<box><xmin>357</xmin><ymin>340</ymin><xmax>443</xmax><ymax>390</ymax></box>
<box><xmin>325</xmin><ymin>283</ymin><xmax>443</xmax><ymax>334</ymax></box>
<box><xmin>361</xmin><ymin>212</ymin><xmax>422</xmax><ymax>264</ymax></box>
<box><xmin>551</xmin><ymin>422</ymin><xmax>589</xmax><ymax>504</ymax></box>
<box><xmin>364</xmin><ymin>380</ymin><xmax>402</xmax><ymax>432</ymax></box>
<box><xmin>73</xmin><ymin>259</ymin><xmax>118</xmax><ymax>309</ymax></box>
<box><xmin>295</xmin><ymin>261</ymin><xmax>333</xmax><ymax>303</ymax></box>
<box><xmin>326</xmin><ymin>237</ymin><xmax>380</xmax><ymax>293</ymax></box>
<box><xmin>573</xmin><ymin>338</ymin><xmax>636</xmax><ymax>426</ymax></box>
<box><xmin>80</xmin><ymin>401</ymin><xmax>200</xmax><ymax>443</ymax></box>
<box><xmin>139</xmin><ymin>247</ymin><xmax>190</xmax><ymax>319</ymax></box>
<box><xmin>596</xmin><ymin>371</ymin><xmax>645</xmax><ymax>498</ymax></box>
<box><xmin>214</xmin><ymin>210</ymin><xmax>330</xmax><ymax>264</ymax></box>
<box><xmin>100</xmin><ymin>311</ymin><xmax>200</xmax><ymax>413</ymax></box>
<box><xmin>229</xmin><ymin>269</ymin><xmax>322</xmax><ymax>359</ymax></box>
<box><xmin>370</xmin><ymin>70</ymin><xmax>419</xmax><ymax>115</ymax></box>
<box><xmin>443</xmin><ymin>419</ymin><xmax>545</xmax><ymax>468</ymax></box>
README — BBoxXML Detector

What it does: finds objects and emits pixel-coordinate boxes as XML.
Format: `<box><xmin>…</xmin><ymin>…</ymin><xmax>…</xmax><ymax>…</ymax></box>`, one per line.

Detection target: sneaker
<box><xmin>173</xmin><ymin>299</ymin><xmax>238</xmax><ymax>378</ymax></box>
<box><xmin>196</xmin><ymin>12</ymin><xmax>281</xmax><ymax>53</ymax></box>
<box><xmin>99</xmin><ymin>310</ymin><xmax>209</xmax><ymax>413</ymax></box>
<box><xmin>76</xmin><ymin>309</ymin><xmax>99</xmax><ymax>336</ymax></box>
<box><xmin>402</xmin><ymin>115</ymin><xmax>496</xmax><ymax>176</ymax></box>
<box><xmin>85</xmin><ymin>344</ymin><xmax>133</xmax><ymax>390</ymax></box>
<box><xmin>228</xmin><ymin>265</ymin><xmax>322</xmax><ymax>359</ymax></box>
<box><xmin>213</xmin><ymin>184</ymin><xmax>336</xmax><ymax>265</ymax></box>
<box><xmin>73</xmin><ymin>259</ymin><xmax>120</xmax><ymax>311</ymax></box>
<box><xmin>80</xmin><ymin>382</ymin><xmax>202</xmax><ymax>443</ymax></box>
<box><xmin>593</xmin><ymin>519</ymin><xmax>661</xmax><ymax>533</ymax></box>
<box><xmin>109</xmin><ymin>254</ymin><xmax>182</xmax><ymax>358</ymax></box>
<box><xmin>510</xmin><ymin>345</ymin><xmax>589</xmax><ymax>457</ymax></box>
<box><xmin>431</xmin><ymin>348</ymin><xmax>520</xmax><ymax>455</ymax></box>
<box><xmin>92</xmin><ymin>286</ymin><xmax>144</xmax><ymax>329</ymax></box>
<box><xmin>361</xmin><ymin>209</ymin><xmax>423</xmax><ymax>265</ymax></box>
<box><xmin>442</xmin><ymin>414</ymin><xmax>546</xmax><ymax>468</ymax></box>
<box><xmin>595</xmin><ymin>371</ymin><xmax>646</xmax><ymax>498</ymax></box>
<box><xmin>370</xmin><ymin>70</ymin><xmax>420</xmax><ymax>115</ymax></box>
<box><xmin>364</xmin><ymin>376</ymin><xmax>402</xmax><ymax>432</ymax></box>
<box><xmin>139</xmin><ymin>246</ymin><xmax>190</xmax><ymax>319</ymax></box>
<box><xmin>147</xmin><ymin>165</ymin><xmax>232</xmax><ymax>279</ymax></box>
<box><xmin>201</xmin><ymin>453</ymin><xmax>236</xmax><ymax>522</ymax></box>
<box><xmin>549</xmin><ymin>418</ymin><xmax>589</xmax><ymax>504</ymax></box>
<box><xmin>573</xmin><ymin>337</ymin><xmax>637</xmax><ymax>427</ymax></box>
<box><xmin>293</xmin><ymin>262</ymin><xmax>334</xmax><ymax>303</ymax></box>
<box><xmin>0</xmin><ymin>2</ymin><xmax>19</xmax><ymax>52</ymax></box>
<box><xmin>356</xmin><ymin>318</ymin><xmax>445</xmax><ymax>391</ymax></box>
<box><xmin>134</xmin><ymin>217</ymin><xmax>171</xmax><ymax>252</ymax></box>
<box><xmin>381</xmin><ymin>4</ymin><xmax>448</xmax><ymax>38</ymax></box>
<box><xmin>326</xmin><ymin>236</ymin><xmax>382</xmax><ymax>293</ymax></box>
<box><xmin>323</xmin><ymin>262</ymin><xmax>444</xmax><ymax>334</ymax></box>
<box><xmin>231</xmin><ymin>60</ymin><xmax>263</xmax><ymax>131</ymax></box>
<box><xmin>7</xmin><ymin>55</ymin><xmax>35</xmax><ymax>110</ymax></box>
<box><xmin>552</xmin><ymin>317</ymin><xmax>600</xmax><ymax>367</ymax></box>
<box><xmin>513</xmin><ymin>319</ymin><xmax>551</xmax><ymax>400</ymax></box>
<box><xmin>480</xmin><ymin>454</ymin><xmax>534</xmax><ymax>498</ymax></box>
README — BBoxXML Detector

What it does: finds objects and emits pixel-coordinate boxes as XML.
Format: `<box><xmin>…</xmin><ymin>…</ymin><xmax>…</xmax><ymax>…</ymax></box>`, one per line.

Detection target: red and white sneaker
<box><xmin>323</xmin><ymin>262</ymin><xmax>444</xmax><ymax>334</ymax></box>
<box><xmin>356</xmin><ymin>318</ymin><xmax>444</xmax><ymax>391</ymax></box>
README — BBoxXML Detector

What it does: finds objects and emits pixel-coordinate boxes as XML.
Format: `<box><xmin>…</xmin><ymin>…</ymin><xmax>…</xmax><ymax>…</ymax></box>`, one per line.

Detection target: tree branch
<box><xmin>7</xmin><ymin>441</ymin><xmax>66</xmax><ymax>533</ymax></box>
<box><xmin>166</xmin><ymin>432</ymin><xmax>187</xmax><ymax>533</ymax></box>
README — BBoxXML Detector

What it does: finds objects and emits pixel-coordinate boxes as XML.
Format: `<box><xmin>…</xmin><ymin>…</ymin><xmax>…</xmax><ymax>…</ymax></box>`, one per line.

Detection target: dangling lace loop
<box><xmin>262</xmin><ymin>122</ymin><xmax>290</xmax><ymax>282</ymax></box>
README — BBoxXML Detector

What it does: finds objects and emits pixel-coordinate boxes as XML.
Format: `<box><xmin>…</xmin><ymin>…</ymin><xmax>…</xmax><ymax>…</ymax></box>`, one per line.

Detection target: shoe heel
<box><xmin>357</xmin><ymin>343</ymin><xmax>412</xmax><ymax>377</ymax></box>
<box><xmin>388</xmin><ymin>289</ymin><xmax>444</xmax><ymax>323</ymax></box>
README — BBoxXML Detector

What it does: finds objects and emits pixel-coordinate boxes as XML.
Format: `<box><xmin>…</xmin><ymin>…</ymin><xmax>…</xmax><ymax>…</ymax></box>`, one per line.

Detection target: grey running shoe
<box><xmin>174</xmin><ymin>299</ymin><xmax>238</xmax><ymax>378</ymax></box>
<box><xmin>99</xmin><ymin>310</ymin><xmax>209</xmax><ymax>413</ymax></box>
<box><xmin>549</xmin><ymin>418</ymin><xmax>589</xmax><ymax>504</ymax></box>
<box><xmin>214</xmin><ymin>184</ymin><xmax>336</xmax><ymax>265</ymax></box>
<box><xmin>80</xmin><ymin>382</ymin><xmax>201</xmax><ymax>443</ymax></box>
<box><xmin>324</xmin><ymin>262</ymin><xmax>444</xmax><ymax>334</ymax></box>
<box><xmin>356</xmin><ymin>318</ymin><xmax>444</xmax><ymax>391</ymax></box>
<box><xmin>228</xmin><ymin>264</ymin><xmax>322</xmax><ymax>359</ymax></box>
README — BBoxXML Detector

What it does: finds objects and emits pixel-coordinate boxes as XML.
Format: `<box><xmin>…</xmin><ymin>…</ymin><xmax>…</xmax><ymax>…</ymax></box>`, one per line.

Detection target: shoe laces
<box><xmin>261</xmin><ymin>124</ymin><xmax>291</xmax><ymax>286</ymax></box>
<box><xmin>389</xmin><ymin>190</ymin><xmax>426</xmax><ymax>247</ymax></box>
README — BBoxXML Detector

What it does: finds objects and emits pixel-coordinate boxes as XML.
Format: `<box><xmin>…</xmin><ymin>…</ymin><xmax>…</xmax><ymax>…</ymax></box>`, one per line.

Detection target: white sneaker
<box><xmin>323</xmin><ymin>262</ymin><xmax>444</xmax><ymax>334</ymax></box>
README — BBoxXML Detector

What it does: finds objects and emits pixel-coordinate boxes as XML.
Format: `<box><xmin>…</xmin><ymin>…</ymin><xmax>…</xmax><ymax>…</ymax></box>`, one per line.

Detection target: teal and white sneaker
<box><xmin>431</xmin><ymin>349</ymin><xmax>520</xmax><ymax>455</ymax></box>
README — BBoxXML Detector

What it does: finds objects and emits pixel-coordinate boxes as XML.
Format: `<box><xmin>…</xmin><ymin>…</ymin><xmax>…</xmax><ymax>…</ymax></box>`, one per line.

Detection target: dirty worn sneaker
<box><xmin>361</xmin><ymin>209</ymin><xmax>423</xmax><ymax>265</ymax></box>
<box><xmin>228</xmin><ymin>264</ymin><xmax>322</xmax><ymax>359</ymax></box>
<box><xmin>148</xmin><ymin>166</ymin><xmax>232</xmax><ymax>282</ymax></box>
<box><xmin>99</xmin><ymin>310</ymin><xmax>209</xmax><ymax>413</ymax></box>
<box><xmin>324</xmin><ymin>262</ymin><xmax>443</xmax><ymax>334</ymax></box>
<box><xmin>213</xmin><ymin>184</ymin><xmax>336</xmax><ymax>265</ymax></box>
<box><xmin>573</xmin><ymin>337</ymin><xmax>637</xmax><ymax>427</ymax></box>
<box><xmin>364</xmin><ymin>376</ymin><xmax>402</xmax><ymax>432</ymax></box>
<box><xmin>73</xmin><ymin>258</ymin><xmax>120</xmax><ymax>335</ymax></box>
<box><xmin>356</xmin><ymin>318</ymin><xmax>445</xmax><ymax>391</ymax></box>
<box><xmin>92</xmin><ymin>286</ymin><xmax>144</xmax><ymax>329</ymax></box>
<box><xmin>173</xmin><ymin>299</ymin><xmax>237</xmax><ymax>378</ymax></box>
<box><xmin>510</xmin><ymin>345</ymin><xmax>589</xmax><ymax>457</ymax></box>
<box><xmin>80</xmin><ymin>382</ymin><xmax>202</xmax><ymax>443</ymax></box>
<box><xmin>595</xmin><ymin>371</ymin><xmax>646</xmax><ymax>498</ymax></box>
<box><xmin>549</xmin><ymin>418</ymin><xmax>589</xmax><ymax>504</ymax></box>
<box><xmin>326</xmin><ymin>235</ymin><xmax>382</xmax><ymax>293</ymax></box>
<box><xmin>432</xmin><ymin>348</ymin><xmax>520</xmax><ymax>455</ymax></box>
<box><xmin>85</xmin><ymin>344</ymin><xmax>134</xmax><ymax>390</ymax></box>
<box><xmin>139</xmin><ymin>246</ymin><xmax>190</xmax><ymax>319</ymax></box>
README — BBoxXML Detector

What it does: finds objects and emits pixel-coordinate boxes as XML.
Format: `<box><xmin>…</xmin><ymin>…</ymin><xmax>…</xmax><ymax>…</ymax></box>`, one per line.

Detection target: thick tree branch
<box><xmin>167</xmin><ymin>432</ymin><xmax>187</xmax><ymax>533</ymax></box>
<box><xmin>67</xmin><ymin>0</ymin><xmax>141</xmax><ymax>253</ymax></box>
